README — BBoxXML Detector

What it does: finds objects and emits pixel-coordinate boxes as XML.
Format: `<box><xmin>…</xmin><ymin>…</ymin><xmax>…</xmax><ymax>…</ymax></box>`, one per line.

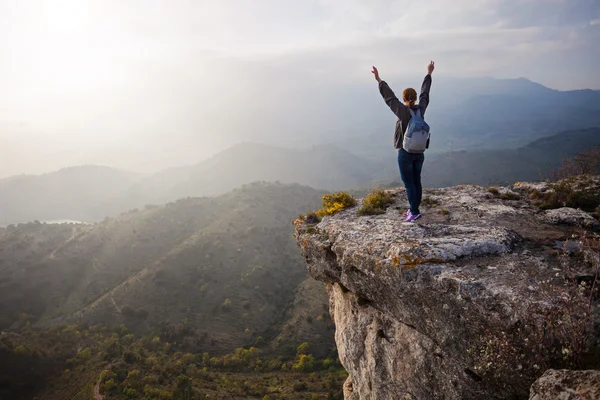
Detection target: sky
<box><xmin>0</xmin><ymin>0</ymin><xmax>599</xmax><ymax>177</ymax></box>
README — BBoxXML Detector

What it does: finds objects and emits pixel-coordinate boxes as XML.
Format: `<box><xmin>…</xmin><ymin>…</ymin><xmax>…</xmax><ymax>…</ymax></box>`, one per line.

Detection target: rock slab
<box><xmin>295</xmin><ymin>184</ymin><xmax>600</xmax><ymax>400</ymax></box>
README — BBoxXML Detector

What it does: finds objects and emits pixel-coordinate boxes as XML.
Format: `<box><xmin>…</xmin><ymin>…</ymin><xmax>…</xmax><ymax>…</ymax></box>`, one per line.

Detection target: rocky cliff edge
<box><xmin>294</xmin><ymin>178</ymin><xmax>600</xmax><ymax>400</ymax></box>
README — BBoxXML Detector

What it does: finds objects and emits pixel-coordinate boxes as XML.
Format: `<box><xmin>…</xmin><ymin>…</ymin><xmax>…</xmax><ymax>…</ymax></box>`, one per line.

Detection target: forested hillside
<box><xmin>0</xmin><ymin>183</ymin><xmax>343</xmax><ymax>399</ymax></box>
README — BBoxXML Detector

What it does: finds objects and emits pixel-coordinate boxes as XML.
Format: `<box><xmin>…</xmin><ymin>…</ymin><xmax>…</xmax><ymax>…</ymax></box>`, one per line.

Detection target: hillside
<box><xmin>422</xmin><ymin>127</ymin><xmax>600</xmax><ymax>187</ymax></box>
<box><xmin>1</xmin><ymin>128</ymin><xmax>599</xmax><ymax>226</ymax></box>
<box><xmin>0</xmin><ymin>183</ymin><xmax>336</xmax><ymax>355</ymax></box>
<box><xmin>332</xmin><ymin>78</ymin><xmax>600</xmax><ymax>159</ymax></box>
<box><xmin>122</xmin><ymin>143</ymin><xmax>383</xmax><ymax>205</ymax></box>
<box><xmin>0</xmin><ymin>182</ymin><xmax>343</xmax><ymax>398</ymax></box>
<box><xmin>0</xmin><ymin>165</ymin><xmax>144</xmax><ymax>225</ymax></box>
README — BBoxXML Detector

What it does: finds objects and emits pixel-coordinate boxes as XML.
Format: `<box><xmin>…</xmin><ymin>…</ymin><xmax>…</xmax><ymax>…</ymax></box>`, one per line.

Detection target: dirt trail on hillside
<box><xmin>93</xmin><ymin>373</ymin><xmax>104</xmax><ymax>400</ymax></box>
<box><xmin>46</xmin><ymin>227</ymin><xmax>79</xmax><ymax>260</ymax></box>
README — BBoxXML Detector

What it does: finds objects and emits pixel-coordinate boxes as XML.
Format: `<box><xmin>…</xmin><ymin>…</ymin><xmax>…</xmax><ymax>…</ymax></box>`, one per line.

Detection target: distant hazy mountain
<box><xmin>420</xmin><ymin>127</ymin><xmax>600</xmax><ymax>187</ymax></box>
<box><xmin>123</xmin><ymin>142</ymin><xmax>383</xmax><ymax>205</ymax></box>
<box><xmin>1</xmin><ymin>128</ymin><xmax>599</xmax><ymax>225</ymax></box>
<box><xmin>0</xmin><ymin>166</ymin><xmax>144</xmax><ymax>225</ymax></box>
<box><xmin>1</xmin><ymin>143</ymin><xmax>381</xmax><ymax>225</ymax></box>
<box><xmin>329</xmin><ymin>78</ymin><xmax>600</xmax><ymax>160</ymax></box>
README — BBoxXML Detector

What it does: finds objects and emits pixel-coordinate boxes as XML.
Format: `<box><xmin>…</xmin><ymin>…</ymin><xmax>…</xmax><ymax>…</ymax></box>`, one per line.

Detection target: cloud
<box><xmin>0</xmin><ymin>0</ymin><xmax>598</xmax><ymax>177</ymax></box>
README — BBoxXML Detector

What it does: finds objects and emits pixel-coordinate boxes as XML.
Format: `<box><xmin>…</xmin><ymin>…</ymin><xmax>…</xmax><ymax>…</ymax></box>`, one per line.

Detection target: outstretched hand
<box><xmin>427</xmin><ymin>60</ymin><xmax>435</xmax><ymax>75</ymax></box>
<box><xmin>371</xmin><ymin>66</ymin><xmax>381</xmax><ymax>83</ymax></box>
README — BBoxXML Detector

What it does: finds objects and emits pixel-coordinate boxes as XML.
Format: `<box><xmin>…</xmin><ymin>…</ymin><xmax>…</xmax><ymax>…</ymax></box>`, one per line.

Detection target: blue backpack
<box><xmin>403</xmin><ymin>109</ymin><xmax>430</xmax><ymax>153</ymax></box>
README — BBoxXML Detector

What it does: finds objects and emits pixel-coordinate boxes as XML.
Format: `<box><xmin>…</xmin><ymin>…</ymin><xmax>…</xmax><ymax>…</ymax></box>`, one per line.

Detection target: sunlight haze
<box><xmin>1</xmin><ymin>0</ymin><xmax>599</xmax><ymax>177</ymax></box>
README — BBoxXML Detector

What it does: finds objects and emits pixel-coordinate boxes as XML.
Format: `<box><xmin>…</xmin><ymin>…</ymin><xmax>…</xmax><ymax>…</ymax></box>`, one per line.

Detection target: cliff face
<box><xmin>295</xmin><ymin>180</ymin><xmax>600</xmax><ymax>400</ymax></box>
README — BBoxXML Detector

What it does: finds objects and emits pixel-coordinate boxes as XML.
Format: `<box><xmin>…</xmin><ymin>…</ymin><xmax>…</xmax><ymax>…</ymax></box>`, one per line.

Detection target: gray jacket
<box><xmin>378</xmin><ymin>74</ymin><xmax>432</xmax><ymax>149</ymax></box>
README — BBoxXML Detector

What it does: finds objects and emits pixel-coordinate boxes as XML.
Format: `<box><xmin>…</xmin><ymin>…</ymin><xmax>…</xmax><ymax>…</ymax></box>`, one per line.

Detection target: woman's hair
<box><xmin>402</xmin><ymin>88</ymin><xmax>418</xmax><ymax>107</ymax></box>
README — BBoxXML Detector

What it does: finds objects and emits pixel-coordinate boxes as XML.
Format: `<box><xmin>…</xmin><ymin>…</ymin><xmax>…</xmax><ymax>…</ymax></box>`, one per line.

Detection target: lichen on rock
<box><xmin>529</xmin><ymin>369</ymin><xmax>600</xmax><ymax>400</ymax></box>
<box><xmin>295</xmin><ymin>183</ymin><xmax>600</xmax><ymax>400</ymax></box>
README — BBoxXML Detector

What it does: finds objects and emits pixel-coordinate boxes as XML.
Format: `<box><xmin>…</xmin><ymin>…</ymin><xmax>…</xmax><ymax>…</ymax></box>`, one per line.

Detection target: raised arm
<box><xmin>419</xmin><ymin>61</ymin><xmax>434</xmax><ymax>115</ymax></box>
<box><xmin>372</xmin><ymin>66</ymin><xmax>407</xmax><ymax>118</ymax></box>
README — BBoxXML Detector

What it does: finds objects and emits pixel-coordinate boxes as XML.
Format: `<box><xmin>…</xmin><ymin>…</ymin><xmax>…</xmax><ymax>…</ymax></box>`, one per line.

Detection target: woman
<box><xmin>371</xmin><ymin>61</ymin><xmax>435</xmax><ymax>222</ymax></box>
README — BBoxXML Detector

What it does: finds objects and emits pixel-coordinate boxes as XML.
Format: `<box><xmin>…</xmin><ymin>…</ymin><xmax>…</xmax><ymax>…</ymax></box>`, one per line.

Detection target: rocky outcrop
<box><xmin>529</xmin><ymin>369</ymin><xmax>600</xmax><ymax>400</ymax></box>
<box><xmin>295</xmin><ymin>182</ymin><xmax>600</xmax><ymax>400</ymax></box>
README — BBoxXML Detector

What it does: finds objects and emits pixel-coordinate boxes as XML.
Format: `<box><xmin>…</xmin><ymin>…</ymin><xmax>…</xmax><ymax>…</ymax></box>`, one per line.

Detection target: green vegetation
<box><xmin>317</xmin><ymin>192</ymin><xmax>356</xmax><ymax>217</ymax></box>
<box><xmin>530</xmin><ymin>176</ymin><xmax>600</xmax><ymax>211</ymax></box>
<box><xmin>440</xmin><ymin>208</ymin><xmax>450</xmax><ymax>216</ymax></box>
<box><xmin>487</xmin><ymin>187</ymin><xmax>500</xmax><ymax>195</ymax></box>
<box><xmin>305</xmin><ymin>211</ymin><xmax>322</xmax><ymax>224</ymax></box>
<box><xmin>0</xmin><ymin>323</ymin><xmax>346</xmax><ymax>400</ymax></box>
<box><xmin>499</xmin><ymin>192</ymin><xmax>520</xmax><ymax>201</ymax></box>
<box><xmin>357</xmin><ymin>189</ymin><xmax>394</xmax><ymax>216</ymax></box>
<box><xmin>0</xmin><ymin>183</ymin><xmax>340</xmax><ymax>398</ymax></box>
<box><xmin>488</xmin><ymin>187</ymin><xmax>520</xmax><ymax>201</ymax></box>
<box><xmin>421</xmin><ymin>196</ymin><xmax>439</xmax><ymax>208</ymax></box>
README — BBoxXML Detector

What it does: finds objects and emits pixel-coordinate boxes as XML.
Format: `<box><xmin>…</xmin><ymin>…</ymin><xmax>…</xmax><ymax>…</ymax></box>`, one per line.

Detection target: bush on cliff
<box><xmin>358</xmin><ymin>189</ymin><xmax>395</xmax><ymax>216</ymax></box>
<box><xmin>531</xmin><ymin>176</ymin><xmax>600</xmax><ymax>212</ymax></box>
<box><xmin>317</xmin><ymin>192</ymin><xmax>356</xmax><ymax>217</ymax></box>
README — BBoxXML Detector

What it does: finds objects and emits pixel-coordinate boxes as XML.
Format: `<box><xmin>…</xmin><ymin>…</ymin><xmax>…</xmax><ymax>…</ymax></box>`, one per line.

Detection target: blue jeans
<box><xmin>398</xmin><ymin>149</ymin><xmax>425</xmax><ymax>215</ymax></box>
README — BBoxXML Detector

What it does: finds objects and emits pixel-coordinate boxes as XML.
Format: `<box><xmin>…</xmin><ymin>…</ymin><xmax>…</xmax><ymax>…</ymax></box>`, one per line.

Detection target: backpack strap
<box><xmin>409</xmin><ymin>108</ymin><xmax>421</xmax><ymax>118</ymax></box>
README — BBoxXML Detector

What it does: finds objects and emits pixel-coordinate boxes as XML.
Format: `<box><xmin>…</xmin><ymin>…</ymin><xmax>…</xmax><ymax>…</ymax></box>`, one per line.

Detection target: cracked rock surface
<box><xmin>295</xmin><ymin>183</ymin><xmax>600</xmax><ymax>400</ymax></box>
<box><xmin>529</xmin><ymin>369</ymin><xmax>600</xmax><ymax>400</ymax></box>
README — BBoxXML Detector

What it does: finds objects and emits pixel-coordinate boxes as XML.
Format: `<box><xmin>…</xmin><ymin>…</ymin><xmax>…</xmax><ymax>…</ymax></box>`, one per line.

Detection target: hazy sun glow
<box><xmin>0</xmin><ymin>0</ymin><xmax>598</xmax><ymax>177</ymax></box>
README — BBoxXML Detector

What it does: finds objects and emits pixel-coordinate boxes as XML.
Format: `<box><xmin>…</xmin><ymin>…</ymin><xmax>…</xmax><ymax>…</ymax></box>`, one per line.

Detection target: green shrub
<box><xmin>305</xmin><ymin>211</ymin><xmax>321</xmax><ymax>224</ymax></box>
<box><xmin>421</xmin><ymin>196</ymin><xmax>439</xmax><ymax>207</ymax></box>
<box><xmin>488</xmin><ymin>187</ymin><xmax>520</xmax><ymax>201</ymax></box>
<box><xmin>293</xmin><ymin>381</ymin><xmax>308</xmax><ymax>392</ymax></box>
<box><xmin>123</xmin><ymin>388</ymin><xmax>138</xmax><ymax>399</ymax></box>
<box><xmin>77</xmin><ymin>348</ymin><xmax>92</xmax><ymax>360</ymax></box>
<box><xmin>121</xmin><ymin>305</ymin><xmax>136</xmax><ymax>317</ymax></box>
<box><xmin>13</xmin><ymin>345</ymin><xmax>29</xmax><ymax>356</ymax></box>
<box><xmin>297</xmin><ymin>342</ymin><xmax>310</xmax><ymax>356</ymax></box>
<box><xmin>317</xmin><ymin>192</ymin><xmax>356</xmax><ymax>217</ymax></box>
<box><xmin>292</xmin><ymin>354</ymin><xmax>317</xmax><ymax>372</ymax></box>
<box><xmin>499</xmin><ymin>192</ymin><xmax>520</xmax><ymax>201</ymax></box>
<box><xmin>221</xmin><ymin>298</ymin><xmax>233</xmax><ymax>311</ymax></box>
<box><xmin>532</xmin><ymin>178</ymin><xmax>600</xmax><ymax>211</ymax></box>
<box><xmin>357</xmin><ymin>189</ymin><xmax>395</xmax><ymax>216</ymax></box>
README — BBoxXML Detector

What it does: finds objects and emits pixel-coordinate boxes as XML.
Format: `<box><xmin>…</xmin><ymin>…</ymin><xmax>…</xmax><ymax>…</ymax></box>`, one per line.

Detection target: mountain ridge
<box><xmin>1</xmin><ymin>127</ymin><xmax>599</xmax><ymax>225</ymax></box>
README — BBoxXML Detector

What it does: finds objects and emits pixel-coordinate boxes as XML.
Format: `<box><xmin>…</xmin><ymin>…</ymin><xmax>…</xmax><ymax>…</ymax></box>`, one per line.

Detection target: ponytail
<box><xmin>402</xmin><ymin>88</ymin><xmax>418</xmax><ymax>108</ymax></box>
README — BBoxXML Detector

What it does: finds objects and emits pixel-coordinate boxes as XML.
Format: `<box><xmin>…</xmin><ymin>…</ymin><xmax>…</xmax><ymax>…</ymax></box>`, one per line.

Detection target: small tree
<box><xmin>550</xmin><ymin>146</ymin><xmax>600</xmax><ymax>181</ymax></box>
<box><xmin>121</xmin><ymin>305</ymin><xmax>135</xmax><ymax>317</ymax></box>
<box><xmin>296</xmin><ymin>342</ymin><xmax>310</xmax><ymax>356</ymax></box>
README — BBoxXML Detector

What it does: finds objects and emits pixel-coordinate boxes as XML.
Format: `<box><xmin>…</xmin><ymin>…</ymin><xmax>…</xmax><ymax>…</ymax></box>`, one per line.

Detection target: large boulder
<box><xmin>295</xmin><ymin>182</ymin><xmax>600</xmax><ymax>400</ymax></box>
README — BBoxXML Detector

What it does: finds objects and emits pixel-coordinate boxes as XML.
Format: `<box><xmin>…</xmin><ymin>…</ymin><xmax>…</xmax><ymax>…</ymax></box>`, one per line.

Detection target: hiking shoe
<box><xmin>403</xmin><ymin>211</ymin><xmax>422</xmax><ymax>223</ymax></box>
<box><xmin>403</xmin><ymin>209</ymin><xmax>410</xmax><ymax>217</ymax></box>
